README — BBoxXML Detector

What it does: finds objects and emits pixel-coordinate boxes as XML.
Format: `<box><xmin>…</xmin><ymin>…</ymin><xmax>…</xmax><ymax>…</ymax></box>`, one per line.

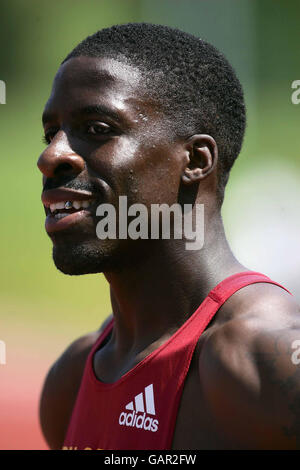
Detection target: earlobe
<box><xmin>181</xmin><ymin>134</ymin><xmax>218</xmax><ymax>185</ymax></box>
<box><xmin>182</xmin><ymin>167</ymin><xmax>203</xmax><ymax>184</ymax></box>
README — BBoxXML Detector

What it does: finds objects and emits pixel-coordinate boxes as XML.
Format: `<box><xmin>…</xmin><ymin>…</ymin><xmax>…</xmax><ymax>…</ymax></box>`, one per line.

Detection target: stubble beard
<box><xmin>51</xmin><ymin>236</ymin><xmax>145</xmax><ymax>276</ymax></box>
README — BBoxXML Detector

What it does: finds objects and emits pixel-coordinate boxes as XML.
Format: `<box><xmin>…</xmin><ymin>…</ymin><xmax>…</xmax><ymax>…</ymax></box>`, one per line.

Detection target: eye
<box><xmin>42</xmin><ymin>128</ymin><xmax>58</xmax><ymax>145</ymax></box>
<box><xmin>85</xmin><ymin>121</ymin><xmax>112</xmax><ymax>136</ymax></box>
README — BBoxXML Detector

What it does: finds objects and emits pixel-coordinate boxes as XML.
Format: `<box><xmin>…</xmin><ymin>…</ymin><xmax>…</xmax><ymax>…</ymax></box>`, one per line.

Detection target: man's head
<box><xmin>38</xmin><ymin>23</ymin><xmax>246</xmax><ymax>275</ymax></box>
<box><xmin>63</xmin><ymin>23</ymin><xmax>246</xmax><ymax>198</ymax></box>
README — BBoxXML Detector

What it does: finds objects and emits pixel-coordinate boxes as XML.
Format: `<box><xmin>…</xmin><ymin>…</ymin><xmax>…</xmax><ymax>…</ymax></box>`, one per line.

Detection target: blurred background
<box><xmin>0</xmin><ymin>0</ymin><xmax>299</xmax><ymax>449</ymax></box>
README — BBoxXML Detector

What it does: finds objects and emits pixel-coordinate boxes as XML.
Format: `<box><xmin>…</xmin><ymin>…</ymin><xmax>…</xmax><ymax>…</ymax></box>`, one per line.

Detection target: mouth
<box><xmin>42</xmin><ymin>188</ymin><xmax>96</xmax><ymax>234</ymax></box>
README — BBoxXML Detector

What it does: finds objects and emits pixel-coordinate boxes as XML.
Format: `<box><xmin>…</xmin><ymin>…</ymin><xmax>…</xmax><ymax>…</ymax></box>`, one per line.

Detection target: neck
<box><xmin>104</xmin><ymin>211</ymin><xmax>246</xmax><ymax>355</ymax></box>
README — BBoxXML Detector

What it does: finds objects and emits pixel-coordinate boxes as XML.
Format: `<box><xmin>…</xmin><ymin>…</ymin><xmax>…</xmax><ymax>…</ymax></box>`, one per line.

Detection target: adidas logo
<box><xmin>119</xmin><ymin>384</ymin><xmax>159</xmax><ymax>433</ymax></box>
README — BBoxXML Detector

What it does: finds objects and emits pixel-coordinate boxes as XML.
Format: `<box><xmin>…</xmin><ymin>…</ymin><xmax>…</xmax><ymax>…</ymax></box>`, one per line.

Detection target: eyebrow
<box><xmin>42</xmin><ymin>104</ymin><xmax>123</xmax><ymax>126</ymax></box>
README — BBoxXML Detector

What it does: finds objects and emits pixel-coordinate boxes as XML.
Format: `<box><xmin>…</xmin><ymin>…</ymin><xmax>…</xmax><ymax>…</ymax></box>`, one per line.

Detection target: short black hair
<box><xmin>63</xmin><ymin>23</ymin><xmax>246</xmax><ymax>204</ymax></box>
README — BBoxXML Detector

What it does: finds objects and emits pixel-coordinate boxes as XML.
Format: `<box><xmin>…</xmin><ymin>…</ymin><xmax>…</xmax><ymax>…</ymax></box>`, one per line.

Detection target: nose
<box><xmin>37</xmin><ymin>130</ymin><xmax>85</xmax><ymax>179</ymax></box>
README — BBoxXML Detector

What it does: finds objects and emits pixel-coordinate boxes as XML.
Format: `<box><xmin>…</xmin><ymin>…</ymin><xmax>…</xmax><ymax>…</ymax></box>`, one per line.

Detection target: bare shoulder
<box><xmin>199</xmin><ymin>282</ymin><xmax>300</xmax><ymax>449</ymax></box>
<box><xmin>40</xmin><ymin>314</ymin><xmax>113</xmax><ymax>450</ymax></box>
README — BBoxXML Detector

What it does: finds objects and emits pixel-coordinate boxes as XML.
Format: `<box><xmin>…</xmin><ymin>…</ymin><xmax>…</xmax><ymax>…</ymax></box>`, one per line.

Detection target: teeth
<box><xmin>73</xmin><ymin>201</ymin><xmax>81</xmax><ymax>209</ymax></box>
<box><xmin>50</xmin><ymin>203</ymin><xmax>57</xmax><ymax>213</ymax></box>
<box><xmin>49</xmin><ymin>200</ymin><xmax>92</xmax><ymax>213</ymax></box>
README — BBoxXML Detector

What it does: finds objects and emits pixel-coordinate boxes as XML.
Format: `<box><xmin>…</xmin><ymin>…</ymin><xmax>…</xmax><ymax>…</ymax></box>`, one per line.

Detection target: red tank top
<box><xmin>63</xmin><ymin>271</ymin><xmax>291</xmax><ymax>450</ymax></box>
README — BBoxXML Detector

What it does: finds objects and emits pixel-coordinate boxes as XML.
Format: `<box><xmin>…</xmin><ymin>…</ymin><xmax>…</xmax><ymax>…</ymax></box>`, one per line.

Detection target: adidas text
<box><xmin>119</xmin><ymin>410</ymin><xmax>159</xmax><ymax>432</ymax></box>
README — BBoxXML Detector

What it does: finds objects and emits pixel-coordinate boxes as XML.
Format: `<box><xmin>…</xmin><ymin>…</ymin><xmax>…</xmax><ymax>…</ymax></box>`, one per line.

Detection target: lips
<box><xmin>42</xmin><ymin>188</ymin><xmax>94</xmax><ymax>207</ymax></box>
<box><xmin>42</xmin><ymin>188</ymin><xmax>96</xmax><ymax>234</ymax></box>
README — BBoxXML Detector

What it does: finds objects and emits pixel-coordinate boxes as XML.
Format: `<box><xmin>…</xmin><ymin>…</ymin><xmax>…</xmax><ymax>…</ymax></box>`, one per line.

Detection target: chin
<box><xmin>51</xmin><ymin>238</ymin><xmax>131</xmax><ymax>275</ymax></box>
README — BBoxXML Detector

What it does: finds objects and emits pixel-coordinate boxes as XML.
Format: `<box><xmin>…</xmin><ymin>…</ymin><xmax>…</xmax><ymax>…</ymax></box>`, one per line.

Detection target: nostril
<box><xmin>37</xmin><ymin>149</ymin><xmax>85</xmax><ymax>178</ymax></box>
<box><xmin>54</xmin><ymin>162</ymin><xmax>74</xmax><ymax>176</ymax></box>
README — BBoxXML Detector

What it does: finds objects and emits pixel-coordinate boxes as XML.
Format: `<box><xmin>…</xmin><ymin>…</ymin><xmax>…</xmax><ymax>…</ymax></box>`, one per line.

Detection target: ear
<box><xmin>181</xmin><ymin>134</ymin><xmax>218</xmax><ymax>185</ymax></box>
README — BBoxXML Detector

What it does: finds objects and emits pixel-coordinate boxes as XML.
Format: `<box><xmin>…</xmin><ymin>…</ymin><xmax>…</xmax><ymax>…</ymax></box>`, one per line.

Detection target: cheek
<box><xmin>126</xmin><ymin>150</ymin><xmax>181</xmax><ymax>206</ymax></box>
<box><xmin>87</xmin><ymin>137</ymin><xmax>141</xmax><ymax>183</ymax></box>
<box><xmin>88</xmin><ymin>137</ymin><xmax>181</xmax><ymax>206</ymax></box>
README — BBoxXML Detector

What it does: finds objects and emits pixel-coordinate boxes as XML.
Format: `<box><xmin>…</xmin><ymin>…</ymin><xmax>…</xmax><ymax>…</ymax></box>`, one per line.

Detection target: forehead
<box><xmin>43</xmin><ymin>56</ymin><xmax>156</xmax><ymax>124</ymax></box>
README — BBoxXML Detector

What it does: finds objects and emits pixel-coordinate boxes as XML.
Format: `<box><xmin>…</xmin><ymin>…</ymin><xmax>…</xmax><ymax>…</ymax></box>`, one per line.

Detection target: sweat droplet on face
<box><xmin>138</xmin><ymin>113</ymin><xmax>148</xmax><ymax>122</ymax></box>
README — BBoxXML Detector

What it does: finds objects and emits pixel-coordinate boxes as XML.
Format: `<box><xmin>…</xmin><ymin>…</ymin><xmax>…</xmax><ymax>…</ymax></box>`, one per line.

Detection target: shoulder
<box><xmin>199</xmin><ymin>281</ymin><xmax>300</xmax><ymax>449</ymax></box>
<box><xmin>39</xmin><ymin>315</ymin><xmax>113</xmax><ymax>450</ymax></box>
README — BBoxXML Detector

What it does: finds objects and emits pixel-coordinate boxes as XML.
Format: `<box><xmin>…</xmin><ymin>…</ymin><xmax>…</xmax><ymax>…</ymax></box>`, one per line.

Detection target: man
<box><xmin>38</xmin><ymin>23</ymin><xmax>300</xmax><ymax>450</ymax></box>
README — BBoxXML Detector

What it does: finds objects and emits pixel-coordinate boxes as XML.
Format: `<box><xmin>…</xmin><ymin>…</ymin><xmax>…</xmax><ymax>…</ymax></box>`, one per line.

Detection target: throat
<box><xmin>92</xmin><ymin>326</ymin><xmax>178</xmax><ymax>385</ymax></box>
